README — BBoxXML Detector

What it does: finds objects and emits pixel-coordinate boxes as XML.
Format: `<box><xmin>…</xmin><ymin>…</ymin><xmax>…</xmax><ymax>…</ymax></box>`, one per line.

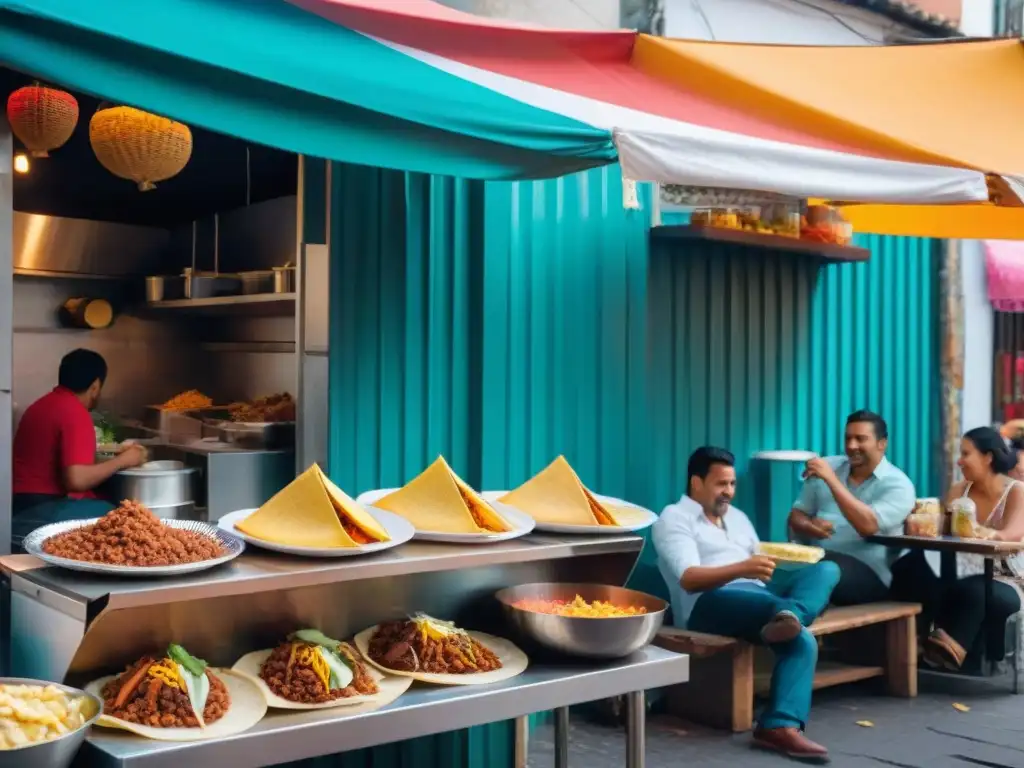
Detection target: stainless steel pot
<box><xmin>111</xmin><ymin>460</ymin><xmax>198</xmax><ymax>515</ymax></box>
<box><xmin>145</xmin><ymin>275</ymin><xmax>185</xmax><ymax>302</ymax></box>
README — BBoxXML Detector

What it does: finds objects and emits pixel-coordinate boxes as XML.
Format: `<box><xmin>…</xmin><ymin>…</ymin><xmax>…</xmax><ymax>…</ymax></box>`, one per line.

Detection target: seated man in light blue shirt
<box><xmin>653</xmin><ymin>446</ymin><xmax>839</xmax><ymax>762</ymax></box>
<box><xmin>788</xmin><ymin>410</ymin><xmax>915</xmax><ymax>606</ymax></box>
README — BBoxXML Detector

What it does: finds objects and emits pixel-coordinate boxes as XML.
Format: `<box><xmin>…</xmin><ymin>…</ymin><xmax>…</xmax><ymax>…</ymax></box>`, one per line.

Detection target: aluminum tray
<box><xmin>23</xmin><ymin>519</ymin><xmax>244</xmax><ymax>577</ymax></box>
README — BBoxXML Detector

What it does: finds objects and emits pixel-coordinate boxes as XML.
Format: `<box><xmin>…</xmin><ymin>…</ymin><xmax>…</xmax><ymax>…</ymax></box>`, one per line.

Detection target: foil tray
<box><xmin>23</xmin><ymin>518</ymin><xmax>244</xmax><ymax>577</ymax></box>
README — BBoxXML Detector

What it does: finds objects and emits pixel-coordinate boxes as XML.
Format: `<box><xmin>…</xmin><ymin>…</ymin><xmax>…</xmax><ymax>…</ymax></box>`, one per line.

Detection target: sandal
<box><xmin>925</xmin><ymin>629</ymin><xmax>967</xmax><ymax>671</ymax></box>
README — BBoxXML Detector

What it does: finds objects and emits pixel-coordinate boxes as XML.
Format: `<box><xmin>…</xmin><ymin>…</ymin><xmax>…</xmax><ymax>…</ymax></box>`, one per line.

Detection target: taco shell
<box><xmin>354</xmin><ymin>627</ymin><xmax>528</xmax><ymax>686</ymax></box>
<box><xmin>236</xmin><ymin>464</ymin><xmax>389</xmax><ymax>547</ymax></box>
<box><xmin>500</xmin><ymin>456</ymin><xmax>622</xmax><ymax>526</ymax></box>
<box><xmin>86</xmin><ymin>669</ymin><xmax>266</xmax><ymax>742</ymax></box>
<box><xmin>375</xmin><ymin>457</ymin><xmax>512</xmax><ymax>534</ymax></box>
<box><xmin>232</xmin><ymin>648</ymin><xmax>412</xmax><ymax>711</ymax></box>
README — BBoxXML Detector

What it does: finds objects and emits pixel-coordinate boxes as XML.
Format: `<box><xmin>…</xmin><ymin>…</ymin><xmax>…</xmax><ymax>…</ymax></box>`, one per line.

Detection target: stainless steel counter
<box><xmin>3</xmin><ymin>533</ymin><xmax>687</xmax><ymax>768</ymax></box>
<box><xmin>78</xmin><ymin>646</ymin><xmax>687</xmax><ymax>768</ymax></box>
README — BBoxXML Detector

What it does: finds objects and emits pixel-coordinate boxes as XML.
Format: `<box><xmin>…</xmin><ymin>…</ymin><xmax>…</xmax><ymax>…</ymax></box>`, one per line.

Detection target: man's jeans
<box><xmin>688</xmin><ymin>561</ymin><xmax>841</xmax><ymax>730</ymax></box>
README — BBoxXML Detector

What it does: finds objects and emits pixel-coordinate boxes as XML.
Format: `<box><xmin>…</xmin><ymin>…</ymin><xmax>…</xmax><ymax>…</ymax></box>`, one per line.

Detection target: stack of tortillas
<box><xmin>236</xmin><ymin>464</ymin><xmax>390</xmax><ymax>548</ymax></box>
<box><xmin>500</xmin><ymin>456</ymin><xmax>644</xmax><ymax>527</ymax></box>
<box><xmin>374</xmin><ymin>457</ymin><xmax>512</xmax><ymax>534</ymax></box>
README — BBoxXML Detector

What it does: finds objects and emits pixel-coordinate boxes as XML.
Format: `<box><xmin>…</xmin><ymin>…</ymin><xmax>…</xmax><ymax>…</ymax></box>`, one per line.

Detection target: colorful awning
<box><xmin>986</xmin><ymin>240</ymin><xmax>1024</xmax><ymax>311</ymax></box>
<box><xmin>0</xmin><ymin>0</ymin><xmax>989</xmax><ymax>205</ymax></box>
<box><xmin>644</xmin><ymin>36</ymin><xmax>1024</xmax><ymax>239</ymax></box>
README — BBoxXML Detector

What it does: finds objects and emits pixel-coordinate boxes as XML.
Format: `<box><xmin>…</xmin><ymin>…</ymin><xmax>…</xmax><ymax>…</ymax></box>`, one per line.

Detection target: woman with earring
<box><xmin>891</xmin><ymin>427</ymin><xmax>1024</xmax><ymax>670</ymax></box>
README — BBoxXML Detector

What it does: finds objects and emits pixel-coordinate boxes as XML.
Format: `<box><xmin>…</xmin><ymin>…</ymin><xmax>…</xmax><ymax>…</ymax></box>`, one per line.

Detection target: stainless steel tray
<box><xmin>23</xmin><ymin>519</ymin><xmax>244</xmax><ymax>577</ymax></box>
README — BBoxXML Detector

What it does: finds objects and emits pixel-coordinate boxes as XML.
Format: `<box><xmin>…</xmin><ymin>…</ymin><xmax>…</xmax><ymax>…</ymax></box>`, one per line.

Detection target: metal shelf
<box><xmin>80</xmin><ymin>646</ymin><xmax>689</xmax><ymax>768</ymax></box>
<box><xmin>144</xmin><ymin>294</ymin><xmax>296</xmax><ymax>316</ymax></box>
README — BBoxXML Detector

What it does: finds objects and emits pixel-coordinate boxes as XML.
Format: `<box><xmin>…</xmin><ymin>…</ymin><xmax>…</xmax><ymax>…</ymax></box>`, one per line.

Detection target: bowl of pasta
<box><xmin>496</xmin><ymin>583</ymin><xmax>667</xmax><ymax>660</ymax></box>
<box><xmin>0</xmin><ymin>678</ymin><xmax>102</xmax><ymax>767</ymax></box>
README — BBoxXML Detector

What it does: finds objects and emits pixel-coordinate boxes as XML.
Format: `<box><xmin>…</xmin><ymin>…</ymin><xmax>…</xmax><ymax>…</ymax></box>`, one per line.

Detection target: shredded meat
<box><xmin>259</xmin><ymin>642</ymin><xmax>378</xmax><ymax>704</ymax></box>
<box><xmin>368</xmin><ymin>621</ymin><xmax>503</xmax><ymax>675</ymax></box>
<box><xmin>42</xmin><ymin>501</ymin><xmax>225</xmax><ymax>567</ymax></box>
<box><xmin>101</xmin><ymin>662</ymin><xmax>230</xmax><ymax>728</ymax></box>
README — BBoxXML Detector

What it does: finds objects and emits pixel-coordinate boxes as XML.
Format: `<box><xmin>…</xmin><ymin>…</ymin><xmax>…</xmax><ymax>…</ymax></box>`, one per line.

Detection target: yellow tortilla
<box><xmin>375</xmin><ymin>457</ymin><xmax>512</xmax><ymax>534</ymax></box>
<box><xmin>315</xmin><ymin>466</ymin><xmax>391</xmax><ymax>542</ymax></box>
<box><xmin>354</xmin><ymin>627</ymin><xmax>528</xmax><ymax>686</ymax></box>
<box><xmin>500</xmin><ymin>456</ymin><xmax>622</xmax><ymax>526</ymax></box>
<box><xmin>231</xmin><ymin>648</ymin><xmax>412</xmax><ymax>711</ymax></box>
<box><xmin>235</xmin><ymin>464</ymin><xmax>389</xmax><ymax>548</ymax></box>
<box><xmin>85</xmin><ymin>669</ymin><xmax>266</xmax><ymax>742</ymax></box>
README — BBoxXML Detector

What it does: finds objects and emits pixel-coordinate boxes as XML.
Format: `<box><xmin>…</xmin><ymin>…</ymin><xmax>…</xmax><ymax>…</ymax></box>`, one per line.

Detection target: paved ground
<box><xmin>528</xmin><ymin>675</ymin><xmax>1024</xmax><ymax>768</ymax></box>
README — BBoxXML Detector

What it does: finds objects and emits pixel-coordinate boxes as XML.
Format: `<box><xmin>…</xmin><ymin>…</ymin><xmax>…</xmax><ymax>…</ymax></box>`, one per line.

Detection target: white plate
<box><xmin>217</xmin><ymin>507</ymin><xmax>414</xmax><ymax>557</ymax></box>
<box><xmin>480</xmin><ymin>491</ymin><xmax>657</xmax><ymax>534</ymax></box>
<box><xmin>356</xmin><ymin>490</ymin><xmax>537</xmax><ymax>543</ymax></box>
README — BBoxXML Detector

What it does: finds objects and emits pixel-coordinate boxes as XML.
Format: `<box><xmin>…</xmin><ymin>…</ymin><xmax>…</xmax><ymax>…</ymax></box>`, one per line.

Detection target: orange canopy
<box><xmin>635</xmin><ymin>36</ymin><xmax>1024</xmax><ymax>239</ymax></box>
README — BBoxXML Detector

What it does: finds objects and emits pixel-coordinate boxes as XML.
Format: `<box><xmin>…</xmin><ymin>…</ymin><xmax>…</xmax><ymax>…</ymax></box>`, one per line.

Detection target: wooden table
<box><xmin>869</xmin><ymin>534</ymin><xmax>1024</xmax><ymax>683</ymax></box>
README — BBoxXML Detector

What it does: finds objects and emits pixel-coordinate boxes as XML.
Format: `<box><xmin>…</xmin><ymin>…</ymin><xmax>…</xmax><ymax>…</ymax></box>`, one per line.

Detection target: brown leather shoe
<box><xmin>753</xmin><ymin>727</ymin><xmax>830</xmax><ymax>763</ymax></box>
<box><xmin>761</xmin><ymin>611</ymin><xmax>803</xmax><ymax>644</ymax></box>
<box><xmin>925</xmin><ymin>628</ymin><xmax>966</xmax><ymax>670</ymax></box>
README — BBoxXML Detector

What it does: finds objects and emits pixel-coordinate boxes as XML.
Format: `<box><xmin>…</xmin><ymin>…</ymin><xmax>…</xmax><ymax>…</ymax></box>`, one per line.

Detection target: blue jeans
<box><xmin>688</xmin><ymin>561</ymin><xmax>841</xmax><ymax>730</ymax></box>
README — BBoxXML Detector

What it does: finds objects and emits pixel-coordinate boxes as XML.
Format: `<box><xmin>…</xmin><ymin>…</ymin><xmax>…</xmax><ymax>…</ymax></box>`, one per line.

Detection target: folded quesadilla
<box><xmin>236</xmin><ymin>464</ymin><xmax>390</xmax><ymax>547</ymax></box>
<box><xmin>375</xmin><ymin>457</ymin><xmax>512</xmax><ymax>534</ymax></box>
<box><xmin>500</xmin><ymin>456</ymin><xmax>623</xmax><ymax>526</ymax></box>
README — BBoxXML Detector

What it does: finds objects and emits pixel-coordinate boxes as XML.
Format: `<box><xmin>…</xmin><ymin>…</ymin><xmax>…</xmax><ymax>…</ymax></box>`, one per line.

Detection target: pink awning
<box><xmin>985</xmin><ymin>241</ymin><xmax>1024</xmax><ymax>311</ymax></box>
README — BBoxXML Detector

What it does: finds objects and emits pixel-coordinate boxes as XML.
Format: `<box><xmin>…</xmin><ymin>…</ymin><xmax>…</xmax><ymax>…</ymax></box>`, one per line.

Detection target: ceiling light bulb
<box><xmin>13</xmin><ymin>153</ymin><xmax>29</xmax><ymax>174</ymax></box>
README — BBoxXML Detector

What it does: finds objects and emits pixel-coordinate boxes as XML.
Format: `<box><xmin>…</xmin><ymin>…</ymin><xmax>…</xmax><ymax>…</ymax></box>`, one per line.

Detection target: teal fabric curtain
<box><xmin>0</xmin><ymin>0</ymin><xmax>615</xmax><ymax>179</ymax></box>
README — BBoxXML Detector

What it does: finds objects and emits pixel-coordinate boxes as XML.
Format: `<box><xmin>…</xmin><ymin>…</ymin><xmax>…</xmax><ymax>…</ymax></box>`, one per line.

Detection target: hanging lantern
<box><xmin>6</xmin><ymin>84</ymin><xmax>79</xmax><ymax>157</ymax></box>
<box><xmin>89</xmin><ymin>105</ymin><xmax>192</xmax><ymax>191</ymax></box>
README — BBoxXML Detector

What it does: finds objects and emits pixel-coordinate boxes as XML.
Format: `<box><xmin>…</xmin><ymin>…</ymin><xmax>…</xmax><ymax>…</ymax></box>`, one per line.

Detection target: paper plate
<box><xmin>354</xmin><ymin>627</ymin><xmax>528</xmax><ymax>686</ymax></box>
<box><xmin>231</xmin><ymin>649</ymin><xmax>412</xmax><ymax>710</ymax></box>
<box><xmin>758</xmin><ymin>542</ymin><xmax>826</xmax><ymax>564</ymax></box>
<box><xmin>356</xmin><ymin>489</ymin><xmax>536</xmax><ymax>543</ymax></box>
<box><xmin>480</xmin><ymin>491</ymin><xmax>657</xmax><ymax>535</ymax></box>
<box><xmin>217</xmin><ymin>507</ymin><xmax>414</xmax><ymax>557</ymax></box>
<box><xmin>85</xmin><ymin>669</ymin><xmax>266</xmax><ymax>741</ymax></box>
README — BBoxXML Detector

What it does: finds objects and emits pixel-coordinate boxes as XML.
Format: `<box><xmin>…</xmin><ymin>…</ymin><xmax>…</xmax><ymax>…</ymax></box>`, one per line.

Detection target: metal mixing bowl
<box><xmin>496</xmin><ymin>583</ymin><xmax>668</xmax><ymax>659</ymax></box>
<box><xmin>0</xmin><ymin>677</ymin><xmax>101</xmax><ymax>768</ymax></box>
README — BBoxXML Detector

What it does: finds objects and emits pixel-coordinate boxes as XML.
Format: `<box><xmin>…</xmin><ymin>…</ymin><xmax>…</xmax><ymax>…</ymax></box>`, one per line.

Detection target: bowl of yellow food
<box><xmin>496</xmin><ymin>583</ymin><xmax>667</xmax><ymax>659</ymax></box>
<box><xmin>0</xmin><ymin>678</ymin><xmax>101</xmax><ymax>767</ymax></box>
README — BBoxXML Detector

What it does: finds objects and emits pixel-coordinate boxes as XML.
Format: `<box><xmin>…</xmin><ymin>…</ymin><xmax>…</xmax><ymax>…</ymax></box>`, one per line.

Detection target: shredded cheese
<box><xmin>295</xmin><ymin>644</ymin><xmax>331</xmax><ymax>692</ymax></box>
<box><xmin>147</xmin><ymin>659</ymin><xmax>182</xmax><ymax>690</ymax></box>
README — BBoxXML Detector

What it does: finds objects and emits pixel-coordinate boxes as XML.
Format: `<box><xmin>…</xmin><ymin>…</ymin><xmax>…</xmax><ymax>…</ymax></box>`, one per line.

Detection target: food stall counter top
<box><xmin>0</xmin><ymin>534</ymin><xmax>643</xmax><ymax>613</ymax></box>
<box><xmin>78</xmin><ymin>645</ymin><xmax>688</xmax><ymax>768</ymax></box>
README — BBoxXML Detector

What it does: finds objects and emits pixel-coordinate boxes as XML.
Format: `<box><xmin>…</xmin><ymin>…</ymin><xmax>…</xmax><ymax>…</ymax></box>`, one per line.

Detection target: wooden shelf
<box><xmin>144</xmin><ymin>293</ymin><xmax>296</xmax><ymax>317</ymax></box>
<box><xmin>650</xmin><ymin>224</ymin><xmax>870</xmax><ymax>263</ymax></box>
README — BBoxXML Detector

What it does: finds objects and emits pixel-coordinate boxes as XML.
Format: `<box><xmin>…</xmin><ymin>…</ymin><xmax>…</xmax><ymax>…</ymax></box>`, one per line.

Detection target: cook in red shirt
<box><xmin>12</xmin><ymin>349</ymin><xmax>145</xmax><ymax>543</ymax></box>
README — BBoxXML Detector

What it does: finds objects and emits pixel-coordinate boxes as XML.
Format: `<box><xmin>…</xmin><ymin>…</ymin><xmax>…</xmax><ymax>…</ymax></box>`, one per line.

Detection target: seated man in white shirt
<box><xmin>652</xmin><ymin>446</ymin><xmax>840</xmax><ymax>762</ymax></box>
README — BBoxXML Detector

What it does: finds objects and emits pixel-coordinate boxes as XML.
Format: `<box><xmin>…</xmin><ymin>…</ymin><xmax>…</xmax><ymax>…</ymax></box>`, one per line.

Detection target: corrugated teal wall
<box><xmin>322</xmin><ymin>165</ymin><xmax>941</xmax><ymax>767</ymax></box>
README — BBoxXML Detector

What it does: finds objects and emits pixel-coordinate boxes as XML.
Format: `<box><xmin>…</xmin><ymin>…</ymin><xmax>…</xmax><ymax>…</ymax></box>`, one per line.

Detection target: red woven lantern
<box><xmin>6</xmin><ymin>84</ymin><xmax>79</xmax><ymax>157</ymax></box>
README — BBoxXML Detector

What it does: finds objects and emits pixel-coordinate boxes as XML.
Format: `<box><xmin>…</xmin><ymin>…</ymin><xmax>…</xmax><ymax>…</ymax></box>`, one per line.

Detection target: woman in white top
<box><xmin>891</xmin><ymin>427</ymin><xmax>1024</xmax><ymax>670</ymax></box>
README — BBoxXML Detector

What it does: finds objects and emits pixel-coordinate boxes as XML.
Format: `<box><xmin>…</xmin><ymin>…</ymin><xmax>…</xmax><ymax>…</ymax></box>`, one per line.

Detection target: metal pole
<box><xmin>626</xmin><ymin>691</ymin><xmax>646</xmax><ymax>768</ymax></box>
<box><xmin>514</xmin><ymin>715</ymin><xmax>529</xmax><ymax>768</ymax></box>
<box><xmin>553</xmin><ymin>706</ymin><xmax>570</xmax><ymax>768</ymax></box>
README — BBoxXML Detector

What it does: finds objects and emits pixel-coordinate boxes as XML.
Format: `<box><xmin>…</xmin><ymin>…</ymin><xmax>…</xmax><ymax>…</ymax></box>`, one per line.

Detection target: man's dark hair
<box><xmin>846</xmin><ymin>409</ymin><xmax>888</xmax><ymax>440</ymax></box>
<box><xmin>58</xmin><ymin>349</ymin><xmax>108</xmax><ymax>393</ymax></box>
<box><xmin>687</xmin><ymin>446</ymin><xmax>735</xmax><ymax>489</ymax></box>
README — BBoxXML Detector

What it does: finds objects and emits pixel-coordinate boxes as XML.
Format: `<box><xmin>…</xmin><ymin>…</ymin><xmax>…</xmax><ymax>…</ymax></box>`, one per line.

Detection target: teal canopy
<box><xmin>0</xmin><ymin>0</ymin><xmax>616</xmax><ymax>179</ymax></box>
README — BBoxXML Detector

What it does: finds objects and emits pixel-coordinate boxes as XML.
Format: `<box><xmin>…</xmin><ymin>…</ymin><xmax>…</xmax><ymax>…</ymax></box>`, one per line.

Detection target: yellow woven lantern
<box><xmin>89</xmin><ymin>105</ymin><xmax>192</xmax><ymax>191</ymax></box>
<box><xmin>6</xmin><ymin>84</ymin><xmax>79</xmax><ymax>157</ymax></box>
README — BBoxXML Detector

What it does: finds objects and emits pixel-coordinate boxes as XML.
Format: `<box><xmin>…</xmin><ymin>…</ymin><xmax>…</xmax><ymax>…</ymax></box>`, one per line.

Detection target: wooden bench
<box><xmin>655</xmin><ymin>602</ymin><xmax>921</xmax><ymax>732</ymax></box>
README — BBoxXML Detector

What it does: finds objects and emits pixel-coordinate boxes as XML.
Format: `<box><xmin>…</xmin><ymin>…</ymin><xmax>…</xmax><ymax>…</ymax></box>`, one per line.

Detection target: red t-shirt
<box><xmin>12</xmin><ymin>387</ymin><xmax>98</xmax><ymax>499</ymax></box>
